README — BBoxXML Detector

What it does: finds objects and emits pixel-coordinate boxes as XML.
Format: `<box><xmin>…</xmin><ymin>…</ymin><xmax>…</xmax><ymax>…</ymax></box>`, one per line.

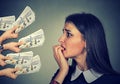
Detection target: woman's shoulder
<box><xmin>91</xmin><ymin>74</ymin><xmax>120</xmax><ymax>84</ymax></box>
<box><xmin>102</xmin><ymin>74</ymin><xmax>120</xmax><ymax>79</ymax></box>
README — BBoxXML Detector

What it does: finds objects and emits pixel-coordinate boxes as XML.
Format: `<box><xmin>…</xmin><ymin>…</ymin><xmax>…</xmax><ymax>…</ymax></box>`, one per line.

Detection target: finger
<box><xmin>53</xmin><ymin>45</ymin><xmax>61</xmax><ymax>58</ymax></box>
<box><xmin>53</xmin><ymin>45</ymin><xmax>61</xmax><ymax>54</ymax></box>
<box><xmin>10</xmin><ymin>73</ymin><xmax>18</xmax><ymax>79</ymax></box>
<box><xmin>11</xmin><ymin>25</ymin><xmax>19</xmax><ymax>32</ymax></box>
<box><xmin>0</xmin><ymin>59</ymin><xmax>6</xmax><ymax>66</ymax></box>
<box><xmin>11</xmin><ymin>34</ymin><xmax>18</xmax><ymax>38</ymax></box>
<box><xmin>0</xmin><ymin>54</ymin><xmax>5</xmax><ymax>59</ymax></box>
<box><xmin>54</xmin><ymin>46</ymin><xmax>64</xmax><ymax>61</ymax></box>
<box><xmin>0</xmin><ymin>55</ymin><xmax>9</xmax><ymax>65</ymax></box>
<box><xmin>57</xmin><ymin>47</ymin><xmax>65</xmax><ymax>59</ymax></box>
<box><xmin>4</xmin><ymin>56</ymin><xmax>12</xmax><ymax>60</ymax></box>
<box><xmin>13</xmin><ymin>48</ymin><xmax>21</xmax><ymax>53</ymax></box>
<box><xmin>14</xmin><ymin>67</ymin><xmax>20</xmax><ymax>72</ymax></box>
<box><xmin>17</xmin><ymin>41</ymin><xmax>24</xmax><ymax>46</ymax></box>
<box><xmin>58</xmin><ymin>47</ymin><xmax>64</xmax><ymax>55</ymax></box>
<box><xmin>12</xmin><ymin>75</ymin><xmax>17</xmax><ymax>79</ymax></box>
<box><xmin>56</xmin><ymin>46</ymin><xmax>64</xmax><ymax>56</ymax></box>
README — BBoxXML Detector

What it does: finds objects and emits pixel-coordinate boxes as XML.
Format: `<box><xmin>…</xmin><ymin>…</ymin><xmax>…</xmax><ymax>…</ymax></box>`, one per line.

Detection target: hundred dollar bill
<box><xmin>15</xmin><ymin>55</ymin><xmax>41</xmax><ymax>75</ymax></box>
<box><xmin>5</xmin><ymin>51</ymin><xmax>33</xmax><ymax>65</ymax></box>
<box><xmin>13</xmin><ymin>6</ymin><xmax>35</xmax><ymax>33</ymax></box>
<box><xmin>0</xmin><ymin>16</ymin><xmax>15</xmax><ymax>31</ymax></box>
<box><xmin>19</xmin><ymin>29</ymin><xmax>45</xmax><ymax>49</ymax></box>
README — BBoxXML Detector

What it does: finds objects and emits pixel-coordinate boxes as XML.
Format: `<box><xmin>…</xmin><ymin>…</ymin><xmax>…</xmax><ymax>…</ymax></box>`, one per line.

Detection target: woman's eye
<box><xmin>67</xmin><ymin>32</ymin><xmax>72</xmax><ymax>37</ymax></box>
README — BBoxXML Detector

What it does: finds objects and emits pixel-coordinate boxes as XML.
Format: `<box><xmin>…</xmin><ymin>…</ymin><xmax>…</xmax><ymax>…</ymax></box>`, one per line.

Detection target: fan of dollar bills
<box><xmin>19</xmin><ymin>28</ymin><xmax>45</xmax><ymax>49</ymax></box>
<box><xmin>0</xmin><ymin>6</ymin><xmax>35</xmax><ymax>32</ymax></box>
<box><xmin>0</xmin><ymin>16</ymin><xmax>15</xmax><ymax>31</ymax></box>
<box><xmin>5</xmin><ymin>51</ymin><xmax>41</xmax><ymax>74</ymax></box>
<box><xmin>0</xmin><ymin>6</ymin><xmax>45</xmax><ymax>75</ymax></box>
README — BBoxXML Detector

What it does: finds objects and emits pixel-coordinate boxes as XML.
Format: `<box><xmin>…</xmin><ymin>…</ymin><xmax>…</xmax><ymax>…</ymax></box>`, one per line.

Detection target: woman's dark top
<box><xmin>51</xmin><ymin>66</ymin><xmax>120</xmax><ymax>84</ymax></box>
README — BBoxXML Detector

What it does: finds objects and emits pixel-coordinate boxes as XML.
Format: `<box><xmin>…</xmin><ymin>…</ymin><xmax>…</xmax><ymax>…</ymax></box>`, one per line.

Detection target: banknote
<box><xmin>19</xmin><ymin>29</ymin><xmax>45</xmax><ymax>49</ymax></box>
<box><xmin>0</xmin><ymin>16</ymin><xmax>15</xmax><ymax>31</ymax></box>
<box><xmin>13</xmin><ymin>6</ymin><xmax>35</xmax><ymax>33</ymax></box>
<box><xmin>5</xmin><ymin>51</ymin><xmax>33</xmax><ymax>65</ymax></box>
<box><xmin>15</xmin><ymin>55</ymin><xmax>41</xmax><ymax>75</ymax></box>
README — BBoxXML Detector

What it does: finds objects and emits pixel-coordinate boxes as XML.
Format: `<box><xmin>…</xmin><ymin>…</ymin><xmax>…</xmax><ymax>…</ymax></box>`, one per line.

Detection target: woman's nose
<box><xmin>58</xmin><ymin>34</ymin><xmax>65</xmax><ymax>43</ymax></box>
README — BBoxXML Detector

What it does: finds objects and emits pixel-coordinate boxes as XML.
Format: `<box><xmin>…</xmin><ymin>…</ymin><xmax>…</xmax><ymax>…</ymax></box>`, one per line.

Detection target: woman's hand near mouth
<box><xmin>53</xmin><ymin>45</ymin><xmax>69</xmax><ymax>83</ymax></box>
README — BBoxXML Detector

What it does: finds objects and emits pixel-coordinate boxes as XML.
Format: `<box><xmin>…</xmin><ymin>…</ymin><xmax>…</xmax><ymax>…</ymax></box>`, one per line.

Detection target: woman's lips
<box><xmin>61</xmin><ymin>45</ymin><xmax>66</xmax><ymax>51</ymax></box>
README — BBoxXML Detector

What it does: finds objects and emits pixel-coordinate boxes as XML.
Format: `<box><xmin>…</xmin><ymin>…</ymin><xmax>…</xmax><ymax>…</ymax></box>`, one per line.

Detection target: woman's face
<box><xmin>58</xmin><ymin>22</ymin><xmax>86</xmax><ymax>58</ymax></box>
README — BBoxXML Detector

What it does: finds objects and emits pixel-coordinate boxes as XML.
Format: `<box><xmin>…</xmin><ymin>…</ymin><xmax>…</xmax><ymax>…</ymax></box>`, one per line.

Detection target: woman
<box><xmin>50</xmin><ymin>13</ymin><xmax>120</xmax><ymax>84</ymax></box>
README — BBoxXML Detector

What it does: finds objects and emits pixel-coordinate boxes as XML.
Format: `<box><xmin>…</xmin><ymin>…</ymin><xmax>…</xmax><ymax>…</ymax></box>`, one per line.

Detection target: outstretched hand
<box><xmin>0</xmin><ymin>26</ymin><xmax>19</xmax><ymax>42</ymax></box>
<box><xmin>3</xmin><ymin>41</ymin><xmax>23</xmax><ymax>52</ymax></box>
<box><xmin>0</xmin><ymin>68</ymin><xmax>19</xmax><ymax>79</ymax></box>
<box><xmin>0</xmin><ymin>54</ymin><xmax>11</xmax><ymax>66</ymax></box>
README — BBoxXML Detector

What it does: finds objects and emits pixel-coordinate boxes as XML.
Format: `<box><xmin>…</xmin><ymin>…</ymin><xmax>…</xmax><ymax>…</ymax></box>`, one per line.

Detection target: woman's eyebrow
<box><xmin>62</xmin><ymin>28</ymin><xmax>71</xmax><ymax>32</ymax></box>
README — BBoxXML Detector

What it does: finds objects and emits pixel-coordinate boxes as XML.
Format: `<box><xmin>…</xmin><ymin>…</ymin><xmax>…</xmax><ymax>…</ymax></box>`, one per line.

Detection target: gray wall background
<box><xmin>0</xmin><ymin>0</ymin><xmax>120</xmax><ymax>84</ymax></box>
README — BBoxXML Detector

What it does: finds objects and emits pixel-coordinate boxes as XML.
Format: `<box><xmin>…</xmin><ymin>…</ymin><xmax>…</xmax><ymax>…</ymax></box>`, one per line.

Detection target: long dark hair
<box><xmin>65</xmin><ymin>13</ymin><xmax>117</xmax><ymax>74</ymax></box>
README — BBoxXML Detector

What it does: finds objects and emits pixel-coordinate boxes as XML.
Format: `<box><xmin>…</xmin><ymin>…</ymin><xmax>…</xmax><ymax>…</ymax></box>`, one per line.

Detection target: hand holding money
<box><xmin>0</xmin><ymin>54</ymin><xmax>12</xmax><ymax>66</ymax></box>
<box><xmin>0</xmin><ymin>6</ymin><xmax>43</xmax><ymax>76</ymax></box>
<box><xmin>0</xmin><ymin>68</ymin><xmax>19</xmax><ymax>79</ymax></box>
<box><xmin>0</xmin><ymin>26</ymin><xmax>19</xmax><ymax>41</ymax></box>
<box><xmin>3</xmin><ymin>41</ymin><xmax>23</xmax><ymax>52</ymax></box>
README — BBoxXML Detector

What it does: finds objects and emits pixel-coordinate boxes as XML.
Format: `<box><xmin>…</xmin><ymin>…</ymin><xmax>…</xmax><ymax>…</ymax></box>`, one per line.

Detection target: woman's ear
<box><xmin>84</xmin><ymin>40</ymin><xmax>86</xmax><ymax>49</ymax></box>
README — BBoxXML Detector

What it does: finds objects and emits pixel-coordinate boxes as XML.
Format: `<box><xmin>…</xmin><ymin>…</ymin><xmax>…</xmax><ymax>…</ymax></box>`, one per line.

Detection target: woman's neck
<box><xmin>74</xmin><ymin>52</ymin><xmax>88</xmax><ymax>71</ymax></box>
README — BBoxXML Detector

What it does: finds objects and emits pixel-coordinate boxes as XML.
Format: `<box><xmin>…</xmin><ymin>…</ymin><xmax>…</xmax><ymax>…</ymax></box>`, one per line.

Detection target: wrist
<box><xmin>0</xmin><ymin>44</ymin><xmax>4</xmax><ymax>51</ymax></box>
<box><xmin>54</xmin><ymin>69</ymin><xmax>68</xmax><ymax>84</ymax></box>
<box><xmin>59</xmin><ymin>66</ymin><xmax>69</xmax><ymax>74</ymax></box>
<box><xmin>2</xmin><ymin>44</ymin><xmax>7</xmax><ymax>50</ymax></box>
<box><xmin>0</xmin><ymin>36</ymin><xmax>4</xmax><ymax>44</ymax></box>
<box><xmin>50</xmin><ymin>80</ymin><xmax>60</xmax><ymax>84</ymax></box>
<box><xmin>0</xmin><ymin>70</ymin><xmax>5</xmax><ymax>76</ymax></box>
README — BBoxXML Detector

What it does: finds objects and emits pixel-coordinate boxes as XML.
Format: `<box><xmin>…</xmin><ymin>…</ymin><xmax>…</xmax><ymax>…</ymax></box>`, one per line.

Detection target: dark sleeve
<box><xmin>49</xmin><ymin>69</ymin><xmax>59</xmax><ymax>84</ymax></box>
<box><xmin>49</xmin><ymin>66</ymin><xmax>73</xmax><ymax>84</ymax></box>
<box><xmin>0</xmin><ymin>30</ymin><xmax>4</xmax><ymax>36</ymax></box>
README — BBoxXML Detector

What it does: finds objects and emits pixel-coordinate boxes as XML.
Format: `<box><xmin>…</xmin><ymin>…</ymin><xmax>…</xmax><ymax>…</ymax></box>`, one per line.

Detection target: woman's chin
<box><xmin>62</xmin><ymin>50</ymin><xmax>70</xmax><ymax>58</ymax></box>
